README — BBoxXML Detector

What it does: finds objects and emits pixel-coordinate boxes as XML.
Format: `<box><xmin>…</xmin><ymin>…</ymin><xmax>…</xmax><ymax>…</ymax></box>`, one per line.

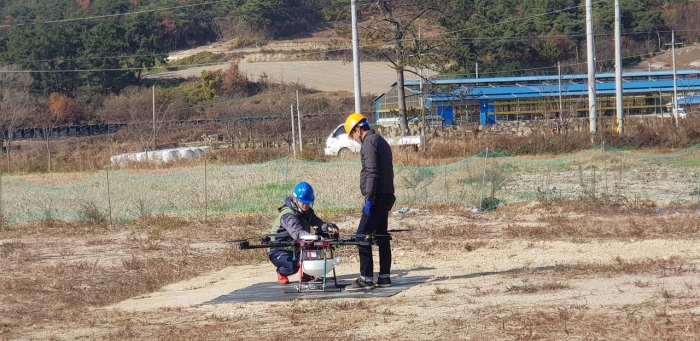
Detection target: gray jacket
<box><xmin>360</xmin><ymin>130</ymin><xmax>394</xmax><ymax>200</ymax></box>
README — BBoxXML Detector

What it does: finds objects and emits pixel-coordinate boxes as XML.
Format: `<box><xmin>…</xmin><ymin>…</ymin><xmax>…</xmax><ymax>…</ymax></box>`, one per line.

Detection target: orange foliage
<box><xmin>206</xmin><ymin>110</ymin><xmax>221</xmax><ymax>120</ymax></box>
<box><xmin>163</xmin><ymin>18</ymin><xmax>176</xmax><ymax>32</ymax></box>
<box><xmin>179</xmin><ymin>0</ymin><xmax>188</xmax><ymax>4</ymax></box>
<box><xmin>47</xmin><ymin>93</ymin><xmax>77</xmax><ymax>121</ymax></box>
<box><xmin>76</xmin><ymin>0</ymin><xmax>91</xmax><ymax>9</ymax></box>
<box><xmin>130</xmin><ymin>0</ymin><xmax>141</xmax><ymax>6</ymax></box>
<box><xmin>221</xmin><ymin>64</ymin><xmax>251</xmax><ymax>96</ymax></box>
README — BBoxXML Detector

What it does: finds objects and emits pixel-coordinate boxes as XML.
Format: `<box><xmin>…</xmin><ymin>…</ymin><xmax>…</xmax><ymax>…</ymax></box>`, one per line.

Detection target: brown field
<box><xmin>2</xmin><ymin>199</ymin><xmax>700</xmax><ymax>340</ymax></box>
<box><xmin>145</xmin><ymin>60</ymin><xmax>415</xmax><ymax>96</ymax></box>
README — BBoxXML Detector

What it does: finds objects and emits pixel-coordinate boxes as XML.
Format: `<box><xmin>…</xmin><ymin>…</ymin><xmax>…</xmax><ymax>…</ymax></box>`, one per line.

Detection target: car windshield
<box><xmin>331</xmin><ymin>125</ymin><xmax>346</xmax><ymax>138</ymax></box>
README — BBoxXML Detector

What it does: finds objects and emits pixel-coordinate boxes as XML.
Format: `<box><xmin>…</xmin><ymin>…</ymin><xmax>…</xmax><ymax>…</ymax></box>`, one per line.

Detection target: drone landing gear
<box><xmin>293</xmin><ymin>271</ymin><xmax>342</xmax><ymax>293</ymax></box>
<box><xmin>294</xmin><ymin>243</ymin><xmax>343</xmax><ymax>293</ymax></box>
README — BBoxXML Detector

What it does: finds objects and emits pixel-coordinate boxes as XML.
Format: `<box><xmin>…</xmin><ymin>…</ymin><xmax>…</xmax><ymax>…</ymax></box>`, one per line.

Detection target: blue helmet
<box><xmin>292</xmin><ymin>181</ymin><xmax>315</xmax><ymax>204</ymax></box>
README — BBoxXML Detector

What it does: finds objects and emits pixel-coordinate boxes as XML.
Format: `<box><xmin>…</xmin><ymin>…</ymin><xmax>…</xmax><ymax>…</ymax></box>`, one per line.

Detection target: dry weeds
<box><xmin>2</xmin><ymin>199</ymin><xmax>700</xmax><ymax>340</ymax></box>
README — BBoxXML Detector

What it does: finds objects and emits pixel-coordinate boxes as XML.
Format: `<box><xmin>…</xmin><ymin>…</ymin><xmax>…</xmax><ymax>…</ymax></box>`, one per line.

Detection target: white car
<box><xmin>674</xmin><ymin>107</ymin><xmax>688</xmax><ymax>119</ymax></box>
<box><xmin>324</xmin><ymin>124</ymin><xmax>361</xmax><ymax>156</ymax></box>
<box><xmin>323</xmin><ymin>123</ymin><xmax>426</xmax><ymax>156</ymax></box>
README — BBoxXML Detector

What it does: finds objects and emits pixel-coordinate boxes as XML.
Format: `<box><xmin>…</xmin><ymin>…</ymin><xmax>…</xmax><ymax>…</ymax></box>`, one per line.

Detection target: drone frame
<box><xmin>229</xmin><ymin>233</ymin><xmax>384</xmax><ymax>293</ymax></box>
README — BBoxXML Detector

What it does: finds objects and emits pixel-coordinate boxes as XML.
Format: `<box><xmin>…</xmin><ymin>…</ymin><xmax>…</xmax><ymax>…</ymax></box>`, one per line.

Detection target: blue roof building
<box><xmin>374</xmin><ymin>70</ymin><xmax>700</xmax><ymax>126</ymax></box>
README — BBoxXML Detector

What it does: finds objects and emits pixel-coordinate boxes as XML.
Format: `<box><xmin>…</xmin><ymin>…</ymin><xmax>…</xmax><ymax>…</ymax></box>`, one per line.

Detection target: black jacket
<box><xmin>360</xmin><ymin>130</ymin><xmax>394</xmax><ymax>200</ymax></box>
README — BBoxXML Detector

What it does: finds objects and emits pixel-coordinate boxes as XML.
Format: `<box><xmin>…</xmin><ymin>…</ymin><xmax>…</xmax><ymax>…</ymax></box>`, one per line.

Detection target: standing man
<box><xmin>343</xmin><ymin>113</ymin><xmax>396</xmax><ymax>291</ymax></box>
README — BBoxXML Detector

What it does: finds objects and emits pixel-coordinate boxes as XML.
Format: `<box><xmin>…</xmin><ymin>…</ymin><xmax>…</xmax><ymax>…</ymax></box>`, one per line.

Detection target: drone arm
<box><xmin>329</xmin><ymin>240</ymin><xmax>374</xmax><ymax>247</ymax></box>
<box><xmin>238</xmin><ymin>243</ymin><xmax>270</xmax><ymax>250</ymax></box>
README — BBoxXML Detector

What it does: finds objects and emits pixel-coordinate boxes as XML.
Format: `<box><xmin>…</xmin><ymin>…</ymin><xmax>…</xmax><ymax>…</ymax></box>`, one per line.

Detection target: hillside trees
<box><xmin>157</xmin><ymin>0</ymin><xmax>221</xmax><ymax>50</ymax></box>
<box><xmin>1</xmin><ymin>0</ymin><xmax>72</xmax><ymax>23</ymax></box>
<box><xmin>438</xmin><ymin>0</ymin><xmax>669</xmax><ymax>77</ymax></box>
<box><xmin>662</xmin><ymin>0</ymin><xmax>700</xmax><ymax>43</ymax></box>
<box><xmin>80</xmin><ymin>18</ymin><xmax>165</xmax><ymax>93</ymax></box>
<box><xmin>439</xmin><ymin>0</ymin><xmax>578</xmax><ymax>77</ymax></box>
<box><xmin>315</xmin><ymin>0</ymin><xmax>352</xmax><ymax>21</ymax></box>
<box><xmin>0</xmin><ymin>18</ymin><xmax>166</xmax><ymax>97</ymax></box>
<box><xmin>3</xmin><ymin>24</ymin><xmax>84</xmax><ymax>95</ymax></box>
<box><xmin>233</xmin><ymin>0</ymin><xmax>324</xmax><ymax>38</ymax></box>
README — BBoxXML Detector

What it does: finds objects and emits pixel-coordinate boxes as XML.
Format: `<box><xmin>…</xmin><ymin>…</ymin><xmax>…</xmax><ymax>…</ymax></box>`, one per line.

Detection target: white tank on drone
<box><xmin>302</xmin><ymin>257</ymin><xmax>343</xmax><ymax>278</ymax></box>
<box><xmin>297</xmin><ymin>234</ymin><xmax>343</xmax><ymax>278</ymax></box>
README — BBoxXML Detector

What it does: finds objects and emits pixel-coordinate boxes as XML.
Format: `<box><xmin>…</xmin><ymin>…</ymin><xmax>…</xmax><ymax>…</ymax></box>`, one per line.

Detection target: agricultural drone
<box><xmin>227</xmin><ymin>229</ymin><xmax>408</xmax><ymax>293</ymax></box>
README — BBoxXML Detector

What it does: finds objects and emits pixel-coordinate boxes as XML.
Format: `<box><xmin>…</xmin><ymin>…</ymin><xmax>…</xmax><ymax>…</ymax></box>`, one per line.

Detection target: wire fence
<box><xmin>1</xmin><ymin>143</ymin><xmax>699</xmax><ymax>226</ymax></box>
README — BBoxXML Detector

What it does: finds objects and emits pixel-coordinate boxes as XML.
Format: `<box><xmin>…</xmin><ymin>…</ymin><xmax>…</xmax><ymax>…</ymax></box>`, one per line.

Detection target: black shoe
<box><xmin>376</xmin><ymin>277</ymin><xmax>392</xmax><ymax>287</ymax></box>
<box><xmin>345</xmin><ymin>278</ymin><xmax>375</xmax><ymax>291</ymax></box>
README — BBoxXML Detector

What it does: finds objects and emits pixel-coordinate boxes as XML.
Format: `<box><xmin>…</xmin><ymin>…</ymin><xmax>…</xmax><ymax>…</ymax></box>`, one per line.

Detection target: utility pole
<box><xmin>296</xmin><ymin>90</ymin><xmax>303</xmax><ymax>152</ymax></box>
<box><xmin>290</xmin><ymin>105</ymin><xmax>296</xmax><ymax>157</ymax></box>
<box><xmin>418</xmin><ymin>26</ymin><xmax>426</xmax><ymax>150</ymax></box>
<box><xmin>475</xmin><ymin>62</ymin><xmax>479</xmax><ymax>79</ymax></box>
<box><xmin>351</xmin><ymin>0</ymin><xmax>362</xmax><ymax>114</ymax></box>
<box><xmin>152</xmin><ymin>85</ymin><xmax>156</xmax><ymax>150</ymax></box>
<box><xmin>558</xmin><ymin>61</ymin><xmax>563</xmax><ymax>126</ymax></box>
<box><xmin>666</xmin><ymin>30</ymin><xmax>683</xmax><ymax>126</ymax></box>
<box><xmin>418</xmin><ymin>26</ymin><xmax>423</xmax><ymax>94</ymax></box>
<box><xmin>585</xmin><ymin>0</ymin><xmax>598</xmax><ymax>134</ymax></box>
<box><xmin>614</xmin><ymin>0</ymin><xmax>623</xmax><ymax>134</ymax></box>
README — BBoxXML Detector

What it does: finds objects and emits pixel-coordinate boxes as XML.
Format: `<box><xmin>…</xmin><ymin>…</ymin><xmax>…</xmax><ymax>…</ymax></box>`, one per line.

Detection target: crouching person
<box><xmin>269</xmin><ymin>181</ymin><xmax>339</xmax><ymax>284</ymax></box>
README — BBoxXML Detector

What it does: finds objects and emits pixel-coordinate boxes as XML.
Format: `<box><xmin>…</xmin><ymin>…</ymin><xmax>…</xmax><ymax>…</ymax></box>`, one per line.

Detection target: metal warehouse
<box><xmin>374</xmin><ymin>70</ymin><xmax>700</xmax><ymax>126</ymax></box>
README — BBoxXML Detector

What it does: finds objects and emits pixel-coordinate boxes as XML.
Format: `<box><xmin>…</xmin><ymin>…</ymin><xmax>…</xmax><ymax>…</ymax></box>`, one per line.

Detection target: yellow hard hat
<box><xmin>344</xmin><ymin>112</ymin><xmax>368</xmax><ymax>136</ymax></box>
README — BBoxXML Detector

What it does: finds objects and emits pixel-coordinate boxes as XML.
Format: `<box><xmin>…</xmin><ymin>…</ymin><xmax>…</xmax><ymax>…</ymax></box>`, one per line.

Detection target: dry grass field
<box><xmin>2</xmin><ymin>198</ymin><xmax>700</xmax><ymax>340</ymax></box>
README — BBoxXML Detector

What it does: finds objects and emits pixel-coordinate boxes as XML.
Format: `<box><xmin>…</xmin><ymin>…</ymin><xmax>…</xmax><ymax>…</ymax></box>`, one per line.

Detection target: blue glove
<box><xmin>363</xmin><ymin>199</ymin><xmax>373</xmax><ymax>215</ymax></box>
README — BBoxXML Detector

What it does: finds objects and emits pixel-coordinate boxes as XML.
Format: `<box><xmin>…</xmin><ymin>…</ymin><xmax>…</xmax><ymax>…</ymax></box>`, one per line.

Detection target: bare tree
<box><xmin>43</xmin><ymin>93</ymin><xmax>78</xmax><ymax>172</ymax></box>
<box><xmin>0</xmin><ymin>66</ymin><xmax>34</xmax><ymax>173</ymax></box>
<box><xmin>99</xmin><ymin>87</ymin><xmax>182</xmax><ymax>152</ymax></box>
<box><xmin>212</xmin><ymin>94</ymin><xmax>248</xmax><ymax>146</ymax></box>
<box><xmin>361</xmin><ymin>0</ymin><xmax>448</xmax><ymax>135</ymax></box>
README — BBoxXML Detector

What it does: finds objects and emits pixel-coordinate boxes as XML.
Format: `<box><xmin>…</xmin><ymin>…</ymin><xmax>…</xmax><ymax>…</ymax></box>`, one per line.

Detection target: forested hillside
<box><xmin>0</xmin><ymin>0</ymin><xmax>331</xmax><ymax>96</ymax></box>
<box><xmin>0</xmin><ymin>0</ymin><xmax>699</xmax><ymax>125</ymax></box>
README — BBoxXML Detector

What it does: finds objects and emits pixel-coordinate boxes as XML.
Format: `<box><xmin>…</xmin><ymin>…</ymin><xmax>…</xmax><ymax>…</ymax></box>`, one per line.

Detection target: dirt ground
<box><xmin>146</xmin><ymin>60</ymin><xmax>410</xmax><ymax>95</ymax></box>
<box><xmin>628</xmin><ymin>43</ymin><xmax>700</xmax><ymax>71</ymax></box>
<box><xmin>2</xmin><ymin>200</ymin><xmax>700</xmax><ymax>340</ymax></box>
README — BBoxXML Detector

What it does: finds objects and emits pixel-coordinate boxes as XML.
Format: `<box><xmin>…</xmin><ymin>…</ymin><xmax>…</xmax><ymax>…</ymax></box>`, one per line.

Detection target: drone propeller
<box><xmin>226</xmin><ymin>238</ymin><xmax>249</xmax><ymax>243</ymax></box>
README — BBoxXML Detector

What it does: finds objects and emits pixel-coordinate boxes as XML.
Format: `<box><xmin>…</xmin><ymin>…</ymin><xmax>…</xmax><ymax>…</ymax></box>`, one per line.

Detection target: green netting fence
<box><xmin>2</xmin><ymin>143</ymin><xmax>699</xmax><ymax>225</ymax></box>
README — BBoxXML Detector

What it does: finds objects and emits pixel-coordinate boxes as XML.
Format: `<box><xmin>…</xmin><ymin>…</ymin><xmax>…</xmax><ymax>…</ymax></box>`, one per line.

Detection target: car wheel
<box><xmin>338</xmin><ymin>148</ymin><xmax>350</xmax><ymax>157</ymax></box>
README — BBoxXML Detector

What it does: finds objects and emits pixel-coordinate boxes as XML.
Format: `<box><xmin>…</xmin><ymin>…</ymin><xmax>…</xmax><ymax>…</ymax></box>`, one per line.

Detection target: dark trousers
<box><xmin>356</xmin><ymin>194</ymin><xmax>396</xmax><ymax>278</ymax></box>
<box><xmin>269</xmin><ymin>249</ymin><xmax>299</xmax><ymax>276</ymax></box>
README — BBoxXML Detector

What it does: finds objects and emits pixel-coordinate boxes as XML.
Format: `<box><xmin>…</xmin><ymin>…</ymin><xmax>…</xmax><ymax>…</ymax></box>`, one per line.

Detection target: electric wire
<box><xmin>0</xmin><ymin>0</ymin><xmax>233</xmax><ymax>27</ymax></box>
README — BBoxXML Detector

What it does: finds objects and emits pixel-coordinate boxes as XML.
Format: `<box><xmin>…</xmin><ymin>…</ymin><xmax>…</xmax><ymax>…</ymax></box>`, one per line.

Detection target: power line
<box><xmin>0</xmin><ymin>0</ymin><xmax>233</xmax><ymax>28</ymax></box>
<box><xmin>429</xmin><ymin>52</ymin><xmax>659</xmax><ymax>79</ymax></box>
<box><xmin>0</xmin><ymin>60</ymin><xmax>235</xmax><ymax>73</ymax></box>
<box><xmin>0</xmin><ymin>1</ymin><xmax>332</xmax><ymax>28</ymax></box>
